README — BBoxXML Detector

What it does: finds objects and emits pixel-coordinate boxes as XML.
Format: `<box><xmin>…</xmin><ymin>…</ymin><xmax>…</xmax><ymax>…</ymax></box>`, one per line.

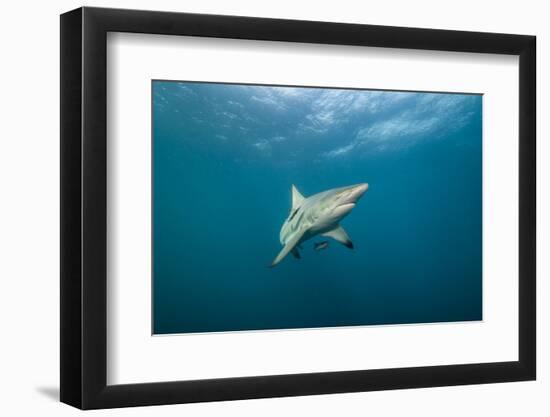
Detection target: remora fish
<box><xmin>314</xmin><ymin>241</ymin><xmax>330</xmax><ymax>251</ymax></box>
<box><xmin>270</xmin><ymin>183</ymin><xmax>368</xmax><ymax>267</ymax></box>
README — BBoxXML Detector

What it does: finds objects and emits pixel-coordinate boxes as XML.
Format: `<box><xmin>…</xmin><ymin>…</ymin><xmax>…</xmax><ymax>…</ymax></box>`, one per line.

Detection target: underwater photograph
<box><xmin>152</xmin><ymin>80</ymin><xmax>482</xmax><ymax>335</ymax></box>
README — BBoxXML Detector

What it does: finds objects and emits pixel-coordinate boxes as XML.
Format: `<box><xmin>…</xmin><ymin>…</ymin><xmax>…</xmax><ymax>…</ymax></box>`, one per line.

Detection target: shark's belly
<box><xmin>308</xmin><ymin>219</ymin><xmax>337</xmax><ymax>235</ymax></box>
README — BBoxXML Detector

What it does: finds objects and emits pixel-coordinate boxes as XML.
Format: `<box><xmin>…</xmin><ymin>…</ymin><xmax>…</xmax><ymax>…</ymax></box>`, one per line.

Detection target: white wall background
<box><xmin>0</xmin><ymin>0</ymin><xmax>545</xmax><ymax>415</ymax></box>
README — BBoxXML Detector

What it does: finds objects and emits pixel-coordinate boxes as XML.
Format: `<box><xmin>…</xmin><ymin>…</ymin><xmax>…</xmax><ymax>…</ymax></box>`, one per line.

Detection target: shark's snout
<box><xmin>339</xmin><ymin>183</ymin><xmax>368</xmax><ymax>205</ymax></box>
<box><xmin>353</xmin><ymin>183</ymin><xmax>369</xmax><ymax>199</ymax></box>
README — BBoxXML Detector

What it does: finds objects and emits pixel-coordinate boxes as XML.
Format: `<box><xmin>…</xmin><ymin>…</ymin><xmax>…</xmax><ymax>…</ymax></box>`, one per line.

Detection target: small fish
<box><xmin>314</xmin><ymin>241</ymin><xmax>329</xmax><ymax>252</ymax></box>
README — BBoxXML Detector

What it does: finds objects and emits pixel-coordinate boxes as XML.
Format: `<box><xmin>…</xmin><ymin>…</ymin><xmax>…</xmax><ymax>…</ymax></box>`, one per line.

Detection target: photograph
<box><xmin>152</xmin><ymin>81</ymin><xmax>483</xmax><ymax>335</ymax></box>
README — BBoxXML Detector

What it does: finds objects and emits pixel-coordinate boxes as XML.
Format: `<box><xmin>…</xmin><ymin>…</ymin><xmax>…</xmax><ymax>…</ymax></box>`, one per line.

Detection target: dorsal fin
<box><xmin>291</xmin><ymin>184</ymin><xmax>305</xmax><ymax>210</ymax></box>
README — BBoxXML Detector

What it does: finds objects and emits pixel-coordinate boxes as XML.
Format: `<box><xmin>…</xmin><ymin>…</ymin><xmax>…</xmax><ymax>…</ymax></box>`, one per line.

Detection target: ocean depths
<box><xmin>152</xmin><ymin>80</ymin><xmax>482</xmax><ymax>335</ymax></box>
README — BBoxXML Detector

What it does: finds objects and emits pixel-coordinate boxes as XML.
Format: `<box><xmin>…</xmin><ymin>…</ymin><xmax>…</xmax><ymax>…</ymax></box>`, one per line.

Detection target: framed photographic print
<box><xmin>60</xmin><ymin>6</ymin><xmax>536</xmax><ymax>409</ymax></box>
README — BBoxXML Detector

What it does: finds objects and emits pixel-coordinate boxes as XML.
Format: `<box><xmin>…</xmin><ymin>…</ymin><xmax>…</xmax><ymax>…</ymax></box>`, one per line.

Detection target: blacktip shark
<box><xmin>270</xmin><ymin>183</ymin><xmax>368</xmax><ymax>267</ymax></box>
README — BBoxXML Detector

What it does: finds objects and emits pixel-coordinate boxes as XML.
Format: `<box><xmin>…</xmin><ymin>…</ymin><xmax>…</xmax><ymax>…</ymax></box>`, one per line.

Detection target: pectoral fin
<box><xmin>322</xmin><ymin>225</ymin><xmax>354</xmax><ymax>249</ymax></box>
<box><xmin>270</xmin><ymin>231</ymin><xmax>304</xmax><ymax>267</ymax></box>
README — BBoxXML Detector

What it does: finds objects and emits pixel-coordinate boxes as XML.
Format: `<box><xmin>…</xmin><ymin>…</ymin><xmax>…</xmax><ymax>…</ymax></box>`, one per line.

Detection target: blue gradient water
<box><xmin>153</xmin><ymin>81</ymin><xmax>482</xmax><ymax>334</ymax></box>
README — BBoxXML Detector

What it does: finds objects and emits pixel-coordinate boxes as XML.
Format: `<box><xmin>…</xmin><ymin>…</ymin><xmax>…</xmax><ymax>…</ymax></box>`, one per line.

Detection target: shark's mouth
<box><xmin>333</xmin><ymin>203</ymin><xmax>355</xmax><ymax>218</ymax></box>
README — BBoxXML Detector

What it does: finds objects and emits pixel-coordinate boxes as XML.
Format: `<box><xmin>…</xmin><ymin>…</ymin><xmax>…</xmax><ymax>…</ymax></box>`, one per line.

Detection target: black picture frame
<box><xmin>60</xmin><ymin>6</ymin><xmax>536</xmax><ymax>410</ymax></box>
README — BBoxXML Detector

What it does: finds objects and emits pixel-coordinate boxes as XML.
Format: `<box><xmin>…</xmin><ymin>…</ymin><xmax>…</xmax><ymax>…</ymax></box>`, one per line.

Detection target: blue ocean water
<box><xmin>152</xmin><ymin>81</ymin><xmax>482</xmax><ymax>335</ymax></box>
